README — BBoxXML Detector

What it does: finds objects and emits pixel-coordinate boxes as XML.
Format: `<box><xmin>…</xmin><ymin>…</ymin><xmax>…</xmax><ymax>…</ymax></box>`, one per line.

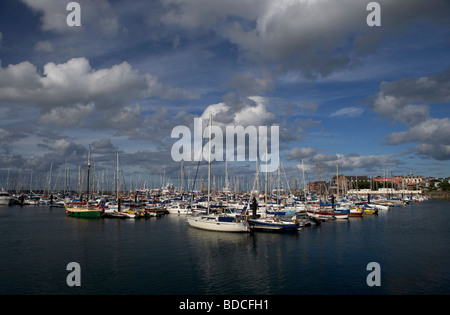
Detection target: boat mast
<box><xmin>336</xmin><ymin>162</ymin><xmax>339</xmax><ymax>200</ymax></box>
<box><xmin>265</xmin><ymin>145</ymin><xmax>268</xmax><ymax>212</ymax></box>
<box><xmin>278</xmin><ymin>158</ymin><xmax>281</xmax><ymax>205</ymax></box>
<box><xmin>29</xmin><ymin>168</ymin><xmax>33</xmax><ymax>195</ymax></box>
<box><xmin>255</xmin><ymin>157</ymin><xmax>259</xmax><ymax>194</ymax></box>
<box><xmin>48</xmin><ymin>163</ymin><xmax>52</xmax><ymax>196</ymax></box>
<box><xmin>78</xmin><ymin>164</ymin><xmax>81</xmax><ymax>200</ymax></box>
<box><xmin>180</xmin><ymin>160</ymin><xmax>184</xmax><ymax>193</ymax></box>
<box><xmin>87</xmin><ymin>145</ymin><xmax>91</xmax><ymax>202</ymax></box>
<box><xmin>301</xmin><ymin>159</ymin><xmax>306</xmax><ymax>196</ymax></box>
<box><xmin>318</xmin><ymin>158</ymin><xmax>322</xmax><ymax>200</ymax></box>
<box><xmin>207</xmin><ymin>114</ymin><xmax>212</xmax><ymax>215</ymax></box>
<box><xmin>64</xmin><ymin>158</ymin><xmax>67</xmax><ymax>197</ymax></box>
<box><xmin>225</xmin><ymin>159</ymin><xmax>228</xmax><ymax>192</ymax></box>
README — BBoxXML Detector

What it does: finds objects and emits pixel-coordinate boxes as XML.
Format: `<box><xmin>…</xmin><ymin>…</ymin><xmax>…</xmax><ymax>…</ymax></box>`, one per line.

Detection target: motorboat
<box><xmin>166</xmin><ymin>203</ymin><xmax>192</xmax><ymax>215</ymax></box>
<box><xmin>0</xmin><ymin>189</ymin><xmax>11</xmax><ymax>205</ymax></box>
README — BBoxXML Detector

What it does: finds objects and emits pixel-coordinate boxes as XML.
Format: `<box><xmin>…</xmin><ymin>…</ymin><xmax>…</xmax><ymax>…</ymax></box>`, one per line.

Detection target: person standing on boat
<box><xmin>252</xmin><ymin>196</ymin><xmax>258</xmax><ymax>218</ymax></box>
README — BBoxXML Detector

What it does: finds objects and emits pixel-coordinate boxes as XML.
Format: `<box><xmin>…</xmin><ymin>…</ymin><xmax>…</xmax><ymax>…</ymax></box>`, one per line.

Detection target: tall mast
<box><xmin>64</xmin><ymin>158</ymin><xmax>67</xmax><ymax>197</ymax></box>
<box><xmin>86</xmin><ymin>145</ymin><xmax>91</xmax><ymax>202</ymax></box>
<box><xmin>29</xmin><ymin>168</ymin><xmax>33</xmax><ymax>194</ymax></box>
<box><xmin>207</xmin><ymin>114</ymin><xmax>212</xmax><ymax>215</ymax></box>
<box><xmin>318</xmin><ymin>158</ymin><xmax>322</xmax><ymax>200</ymax></box>
<box><xmin>225</xmin><ymin>159</ymin><xmax>228</xmax><ymax>191</ymax></box>
<box><xmin>78</xmin><ymin>164</ymin><xmax>81</xmax><ymax>199</ymax></box>
<box><xmin>116</xmin><ymin>152</ymin><xmax>119</xmax><ymax>198</ymax></box>
<box><xmin>48</xmin><ymin>163</ymin><xmax>52</xmax><ymax>195</ymax></box>
<box><xmin>336</xmin><ymin>162</ymin><xmax>339</xmax><ymax>199</ymax></box>
<box><xmin>265</xmin><ymin>145</ymin><xmax>268</xmax><ymax>211</ymax></box>
<box><xmin>302</xmin><ymin>159</ymin><xmax>306</xmax><ymax>194</ymax></box>
<box><xmin>278</xmin><ymin>158</ymin><xmax>281</xmax><ymax>204</ymax></box>
<box><xmin>255</xmin><ymin>156</ymin><xmax>258</xmax><ymax>193</ymax></box>
<box><xmin>180</xmin><ymin>160</ymin><xmax>184</xmax><ymax>192</ymax></box>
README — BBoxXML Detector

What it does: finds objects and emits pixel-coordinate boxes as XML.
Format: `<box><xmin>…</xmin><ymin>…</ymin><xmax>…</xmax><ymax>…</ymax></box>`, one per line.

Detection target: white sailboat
<box><xmin>186</xmin><ymin>210</ymin><xmax>250</xmax><ymax>232</ymax></box>
<box><xmin>186</xmin><ymin>114</ymin><xmax>250</xmax><ymax>233</ymax></box>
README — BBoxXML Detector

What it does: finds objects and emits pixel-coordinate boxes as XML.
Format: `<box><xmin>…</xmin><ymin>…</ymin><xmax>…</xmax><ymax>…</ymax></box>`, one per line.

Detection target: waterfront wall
<box><xmin>346</xmin><ymin>188</ymin><xmax>422</xmax><ymax>196</ymax></box>
<box><xmin>428</xmin><ymin>191</ymin><xmax>450</xmax><ymax>201</ymax></box>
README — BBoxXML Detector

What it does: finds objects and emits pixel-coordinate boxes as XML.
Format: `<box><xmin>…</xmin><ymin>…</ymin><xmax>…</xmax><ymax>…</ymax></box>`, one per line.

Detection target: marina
<box><xmin>0</xmin><ymin>1</ymin><xmax>449</xmax><ymax>306</ymax></box>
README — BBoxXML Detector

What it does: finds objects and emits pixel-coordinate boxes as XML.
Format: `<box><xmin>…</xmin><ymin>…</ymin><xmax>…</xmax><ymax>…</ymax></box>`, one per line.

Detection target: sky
<box><xmin>0</xmin><ymin>0</ymin><xmax>450</xmax><ymax>191</ymax></box>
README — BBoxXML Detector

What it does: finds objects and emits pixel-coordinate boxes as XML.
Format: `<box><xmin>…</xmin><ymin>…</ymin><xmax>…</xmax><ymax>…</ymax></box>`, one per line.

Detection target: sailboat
<box><xmin>103</xmin><ymin>152</ymin><xmax>136</xmax><ymax>219</ymax></box>
<box><xmin>248</xmin><ymin>209</ymin><xmax>302</xmax><ymax>231</ymax></box>
<box><xmin>186</xmin><ymin>114</ymin><xmax>250</xmax><ymax>233</ymax></box>
<box><xmin>66</xmin><ymin>146</ymin><xmax>103</xmax><ymax>218</ymax></box>
<box><xmin>186</xmin><ymin>208</ymin><xmax>249</xmax><ymax>232</ymax></box>
<box><xmin>247</xmin><ymin>148</ymin><xmax>301</xmax><ymax>232</ymax></box>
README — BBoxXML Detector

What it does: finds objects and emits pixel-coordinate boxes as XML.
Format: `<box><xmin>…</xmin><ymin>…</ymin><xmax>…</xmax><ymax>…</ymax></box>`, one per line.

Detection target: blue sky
<box><xmin>0</xmin><ymin>0</ymin><xmax>450</xmax><ymax>190</ymax></box>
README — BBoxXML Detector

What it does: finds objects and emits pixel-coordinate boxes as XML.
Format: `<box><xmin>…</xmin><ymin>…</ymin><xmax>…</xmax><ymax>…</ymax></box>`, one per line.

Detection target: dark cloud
<box><xmin>1</xmin><ymin>0</ymin><xmax>449</xmax><ymax>181</ymax></box>
<box><xmin>91</xmin><ymin>138</ymin><xmax>119</xmax><ymax>155</ymax></box>
<box><xmin>286</xmin><ymin>147</ymin><xmax>317</xmax><ymax>161</ymax></box>
<box><xmin>163</xmin><ymin>0</ymin><xmax>450</xmax><ymax>79</ymax></box>
<box><xmin>369</xmin><ymin>68</ymin><xmax>450</xmax><ymax>160</ymax></box>
<box><xmin>228</xmin><ymin>71</ymin><xmax>274</xmax><ymax>96</ymax></box>
<box><xmin>292</xmin><ymin>151</ymin><xmax>402</xmax><ymax>179</ymax></box>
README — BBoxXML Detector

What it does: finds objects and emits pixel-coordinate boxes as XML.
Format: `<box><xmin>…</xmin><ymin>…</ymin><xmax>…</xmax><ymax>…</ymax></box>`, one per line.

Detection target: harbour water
<box><xmin>1</xmin><ymin>198</ymin><xmax>449</xmax><ymax>296</ymax></box>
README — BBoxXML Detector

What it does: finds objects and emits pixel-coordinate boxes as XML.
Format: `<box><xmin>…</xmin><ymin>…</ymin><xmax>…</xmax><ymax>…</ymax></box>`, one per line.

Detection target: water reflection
<box><xmin>183</xmin><ymin>218</ymin><xmax>308</xmax><ymax>294</ymax></box>
<box><xmin>1</xmin><ymin>200</ymin><xmax>450</xmax><ymax>295</ymax></box>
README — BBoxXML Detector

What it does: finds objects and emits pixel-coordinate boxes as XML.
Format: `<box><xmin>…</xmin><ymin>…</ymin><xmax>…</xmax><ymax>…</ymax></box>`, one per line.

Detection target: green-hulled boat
<box><xmin>66</xmin><ymin>206</ymin><xmax>103</xmax><ymax>218</ymax></box>
<box><xmin>66</xmin><ymin>145</ymin><xmax>102</xmax><ymax>218</ymax></box>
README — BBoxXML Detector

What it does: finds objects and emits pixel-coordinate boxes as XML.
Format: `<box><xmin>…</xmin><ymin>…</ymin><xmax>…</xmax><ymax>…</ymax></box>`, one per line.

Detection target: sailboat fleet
<box><xmin>1</xmin><ymin>115</ymin><xmax>430</xmax><ymax>233</ymax></box>
<box><xmin>1</xmin><ymin>167</ymin><xmax>429</xmax><ymax>230</ymax></box>
<box><xmin>2</xmin><ymin>177</ymin><xmax>427</xmax><ymax>227</ymax></box>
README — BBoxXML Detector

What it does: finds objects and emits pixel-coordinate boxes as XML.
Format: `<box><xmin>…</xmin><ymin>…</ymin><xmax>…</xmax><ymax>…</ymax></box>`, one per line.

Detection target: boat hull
<box><xmin>369</xmin><ymin>204</ymin><xmax>389</xmax><ymax>211</ymax></box>
<box><xmin>186</xmin><ymin>215</ymin><xmax>249</xmax><ymax>232</ymax></box>
<box><xmin>0</xmin><ymin>199</ymin><xmax>11</xmax><ymax>205</ymax></box>
<box><xmin>103</xmin><ymin>209</ymin><xmax>135</xmax><ymax>218</ymax></box>
<box><xmin>333</xmin><ymin>209</ymin><xmax>350</xmax><ymax>219</ymax></box>
<box><xmin>66</xmin><ymin>207</ymin><xmax>102</xmax><ymax>218</ymax></box>
<box><xmin>307</xmin><ymin>210</ymin><xmax>335</xmax><ymax>220</ymax></box>
<box><xmin>349</xmin><ymin>209</ymin><xmax>363</xmax><ymax>217</ymax></box>
<box><xmin>167</xmin><ymin>209</ymin><xmax>192</xmax><ymax>215</ymax></box>
<box><xmin>248</xmin><ymin>218</ymin><xmax>301</xmax><ymax>231</ymax></box>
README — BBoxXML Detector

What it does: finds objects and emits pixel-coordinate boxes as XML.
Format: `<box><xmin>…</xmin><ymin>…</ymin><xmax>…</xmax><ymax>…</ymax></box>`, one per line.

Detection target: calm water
<box><xmin>1</xmin><ymin>199</ymin><xmax>449</xmax><ymax>295</ymax></box>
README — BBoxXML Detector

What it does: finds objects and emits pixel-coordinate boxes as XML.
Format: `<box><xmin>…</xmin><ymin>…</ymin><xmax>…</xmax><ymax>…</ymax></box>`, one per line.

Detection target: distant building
<box><xmin>403</xmin><ymin>174</ymin><xmax>423</xmax><ymax>187</ymax></box>
<box><xmin>345</xmin><ymin>175</ymin><xmax>369</xmax><ymax>182</ymax></box>
<box><xmin>307</xmin><ymin>181</ymin><xmax>328</xmax><ymax>193</ymax></box>
<box><xmin>329</xmin><ymin>174</ymin><xmax>348</xmax><ymax>194</ymax></box>
<box><xmin>329</xmin><ymin>175</ymin><xmax>375</xmax><ymax>194</ymax></box>
<box><xmin>374</xmin><ymin>176</ymin><xmax>403</xmax><ymax>185</ymax></box>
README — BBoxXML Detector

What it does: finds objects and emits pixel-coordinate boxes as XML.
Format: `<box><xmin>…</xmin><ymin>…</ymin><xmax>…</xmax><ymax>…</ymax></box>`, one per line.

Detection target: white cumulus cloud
<box><xmin>369</xmin><ymin>68</ymin><xmax>450</xmax><ymax>160</ymax></box>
